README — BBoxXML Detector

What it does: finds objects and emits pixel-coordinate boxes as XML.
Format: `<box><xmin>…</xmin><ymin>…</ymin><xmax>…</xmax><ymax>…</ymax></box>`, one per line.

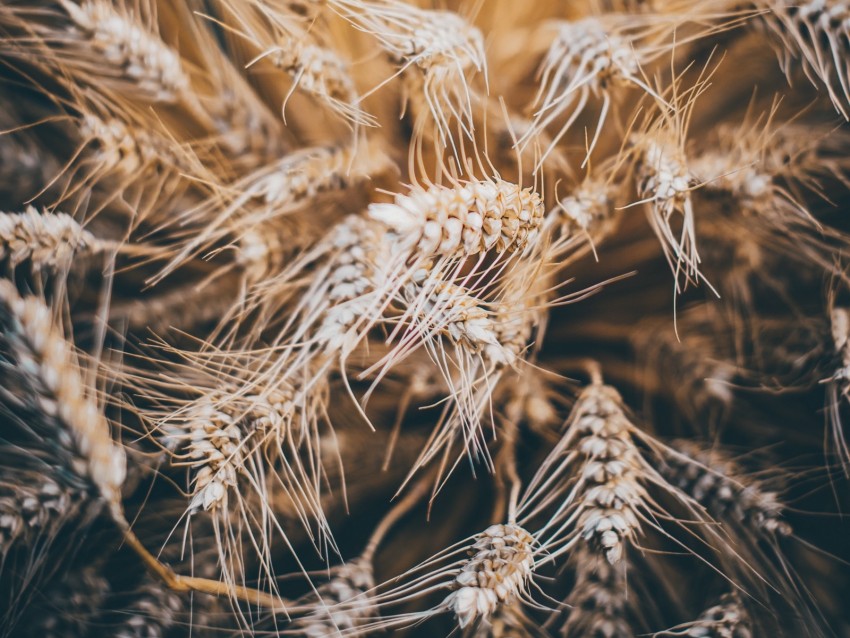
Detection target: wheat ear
<box><xmin>0</xmin><ymin>280</ymin><xmax>126</xmax><ymax>515</ymax></box>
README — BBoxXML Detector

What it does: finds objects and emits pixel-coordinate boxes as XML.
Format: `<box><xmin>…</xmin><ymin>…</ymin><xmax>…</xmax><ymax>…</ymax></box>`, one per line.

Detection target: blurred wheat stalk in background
<box><xmin>1</xmin><ymin>0</ymin><xmax>850</xmax><ymax>636</ymax></box>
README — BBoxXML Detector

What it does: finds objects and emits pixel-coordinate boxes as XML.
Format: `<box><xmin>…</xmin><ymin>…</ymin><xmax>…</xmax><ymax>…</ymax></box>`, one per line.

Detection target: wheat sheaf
<box><xmin>1</xmin><ymin>0</ymin><xmax>850</xmax><ymax>636</ymax></box>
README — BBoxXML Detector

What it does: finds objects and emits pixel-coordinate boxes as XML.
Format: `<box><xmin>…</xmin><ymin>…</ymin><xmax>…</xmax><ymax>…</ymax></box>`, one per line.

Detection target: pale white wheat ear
<box><xmin>328</xmin><ymin>0</ymin><xmax>487</xmax><ymax>163</ymax></box>
<box><xmin>520</xmin><ymin>14</ymin><xmax>663</xmax><ymax>169</ymax></box>
<box><xmin>367</xmin><ymin>177</ymin><xmax>545</xmax><ymax>267</ymax></box>
<box><xmin>355</xmin><ymin>521</ymin><xmax>538</xmax><ymax>634</ymax></box>
<box><xmin>622</xmin><ymin>58</ymin><xmax>731</xmax><ymax>296</ymax></box>
<box><xmin>688</xmin><ymin>110</ymin><xmax>850</xmax><ymax>295</ymax></box>
<box><xmin>0</xmin><ymin>206</ymin><xmax>103</xmax><ymax>273</ymax></box>
<box><xmin>516</xmin><ymin>378</ymin><xmax>744</xmax><ymax>575</ymax></box>
<box><xmin>761</xmin><ymin>0</ymin><xmax>850</xmax><ymax>120</ymax></box>
<box><xmin>221</xmin><ymin>0</ymin><xmax>376</xmax><ymax>130</ymax></box>
<box><xmin>0</xmin><ymin>1</ymin><xmax>206</xmax><ymax>121</ymax></box>
<box><xmin>545</xmin><ymin>174</ymin><xmax>621</xmax><ymax>264</ymax></box>
<box><xmin>47</xmin><ymin>108</ymin><xmax>200</xmax><ymax>224</ymax></box>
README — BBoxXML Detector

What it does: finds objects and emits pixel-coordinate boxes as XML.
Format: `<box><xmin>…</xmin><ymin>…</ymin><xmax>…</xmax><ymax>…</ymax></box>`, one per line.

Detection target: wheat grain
<box><xmin>561</xmin><ymin>548</ymin><xmax>632</xmax><ymax>638</ymax></box>
<box><xmin>330</xmin><ymin>0</ymin><xmax>486</xmax><ymax>153</ymax></box>
<box><xmin>443</xmin><ymin>524</ymin><xmax>536</xmax><ymax>629</ymax></box>
<box><xmin>369</xmin><ymin>179</ymin><xmax>544</xmax><ymax>260</ymax></box>
<box><xmin>259</xmin><ymin>39</ymin><xmax>369</xmax><ymax>126</ymax></box>
<box><xmin>5</xmin><ymin>1</ymin><xmax>191</xmax><ymax>105</ymax></box>
<box><xmin>521</xmin><ymin>17</ymin><xmax>649</xmax><ymax>167</ymax></box>
<box><xmin>0</xmin><ymin>207</ymin><xmax>102</xmax><ymax>272</ymax></box>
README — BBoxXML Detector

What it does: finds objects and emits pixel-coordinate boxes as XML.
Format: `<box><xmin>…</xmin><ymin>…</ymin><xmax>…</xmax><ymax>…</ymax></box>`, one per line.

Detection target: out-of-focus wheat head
<box><xmin>2</xmin><ymin>0</ymin><xmax>850</xmax><ymax>635</ymax></box>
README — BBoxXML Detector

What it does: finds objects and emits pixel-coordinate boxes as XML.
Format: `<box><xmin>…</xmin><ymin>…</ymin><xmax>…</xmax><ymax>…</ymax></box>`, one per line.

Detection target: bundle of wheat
<box><xmin>1</xmin><ymin>0</ymin><xmax>850</xmax><ymax>636</ymax></box>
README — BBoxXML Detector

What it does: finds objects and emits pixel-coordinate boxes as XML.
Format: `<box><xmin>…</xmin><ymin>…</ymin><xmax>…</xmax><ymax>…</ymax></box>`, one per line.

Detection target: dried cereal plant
<box><xmin>1</xmin><ymin>0</ymin><xmax>850</xmax><ymax>636</ymax></box>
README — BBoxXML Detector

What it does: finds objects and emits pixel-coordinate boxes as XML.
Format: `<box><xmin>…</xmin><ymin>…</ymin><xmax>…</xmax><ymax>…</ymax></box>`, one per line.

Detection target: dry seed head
<box><xmin>263</xmin><ymin>40</ymin><xmax>365</xmax><ymax>122</ymax></box>
<box><xmin>314</xmin><ymin>216</ymin><xmax>386</xmax><ymax>351</ymax></box>
<box><xmin>555</xmin><ymin>182</ymin><xmax>615</xmax><ymax>235</ymax></box>
<box><xmin>678</xmin><ymin>593</ymin><xmax>752</xmax><ymax>638</ymax></box>
<box><xmin>487</xmin><ymin>302</ymin><xmax>534</xmax><ymax>368</ymax></box>
<box><xmin>406</xmin><ymin>270</ymin><xmax>505</xmax><ymax>362</ymax></box>
<box><xmin>534</xmin><ymin>18</ymin><xmax>640</xmax><ymax>108</ymax></box>
<box><xmin>0</xmin><ymin>207</ymin><xmax>101</xmax><ymax>271</ymax></box>
<box><xmin>638</xmin><ymin>139</ymin><xmax>696</xmax><ymax>217</ymax></box>
<box><xmin>58</xmin><ymin>0</ymin><xmax>190</xmax><ymax>102</ymax></box>
<box><xmin>444</xmin><ymin>523</ymin><xmax>536</xmax><ymax>629</ymax></box>
<box><xmin>530</xmin><ymin>384</ymin><xmax>652</xmax><ymax>565</ymax></box>
<box><xmin>562</xmin><ymin>548</ymin><xmax>632</xmax><ymax>638</ymax></box>
<box><xmin>78</xmin><ymin>113</ymin><xmax>181</xmax><ymax>178</ymax></box>
<box><xmin>171</xmin><ymin>390</ymin><xmax>296</xmax><ymax>513</ymax></box>
<box><xmin>521</xmin><ymin>17</ymin><xmax>645</xmax><ymax>162</ymax></box>
<box><xmin>336</xmin><ymin>2</ymin><xmax>485</xmax><ymax>73</ymax></box>
<box><xmin>245</xmin><ymin>144</ymin><xmax>386</xmax><ymax>207</ymax></box>
<box><xmin>689</xmin><ymin>149</ymin><xmax>772</xmax><ymax>205</ymax></box>
<box><xmin>637</xmin><ymin>137</ymin><xmax>703</xmax><ymax>287</ymax></box>
<box><xmin>0</xmin><ymin>281</ymin><xmax>126</xmax><ymax>509</ymax></box>
<box><xmin>763</xmin><ymin>0</ymin><xmax>850</xmax><ymax>119</ymax></box>
<box><xmin>398</xmin><ymin>11</ymin><xmax>484</xmax><ymax>73</ymax></box>
<box><xmin>187</xmin><ymin>417</ymin><xmax>244</xmax><ymax>513</ymax></box>
<box><xmin>331</xmin><ymin>1</ymin><xmax>485</xmax><ymax>149</ymax></box>
<box><xmin>369</xmin><ymin>180</ymin><xmax>544</xmax><ymax>259</ymax></box>
<box><xmin>238</xmin><ymin>227</ymin><xmax>288</xmax><ymax>284</ymax></box>
<box><xmin>662</xmin><ymin>440</ymin><xmax>791</xmax><ymax>537</ymax></box>
<box><xmin>208</xmin><ymin>86</ymin><xmax>287</xmax><ymax>160</ymax></box>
